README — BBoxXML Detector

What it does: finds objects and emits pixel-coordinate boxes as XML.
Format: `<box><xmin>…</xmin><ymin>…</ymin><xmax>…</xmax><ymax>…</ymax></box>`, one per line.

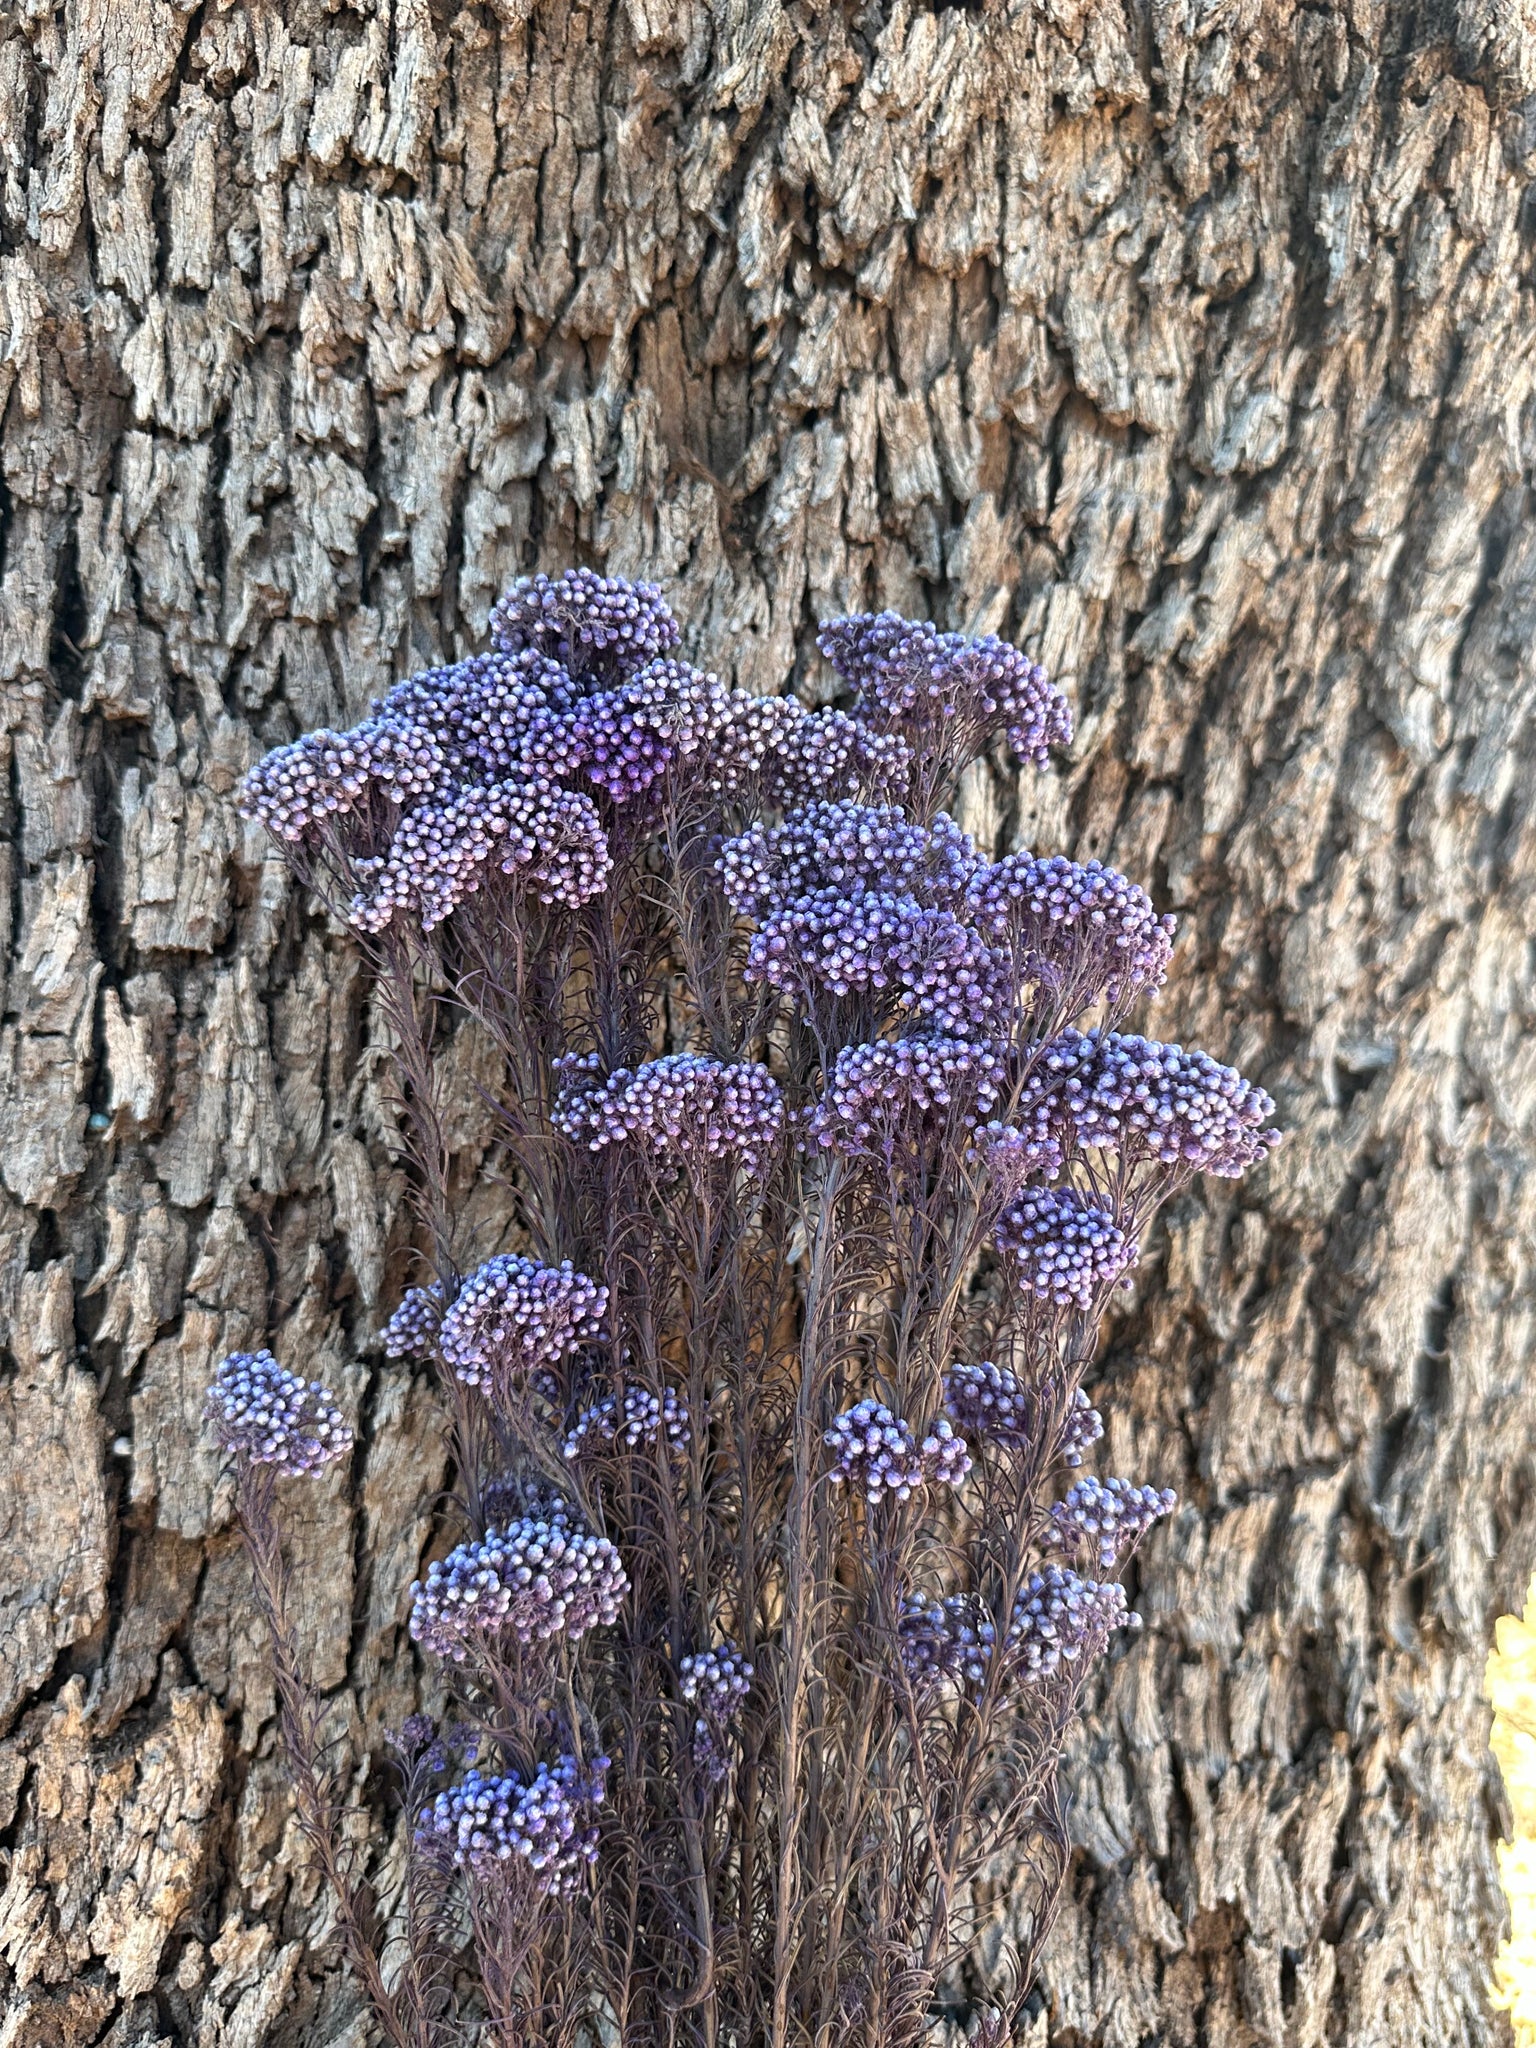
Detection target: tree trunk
<box><xmin>1</xmin><ymin>1</ymin><xmax>1532</xmax><ymax>2042</ymax></box>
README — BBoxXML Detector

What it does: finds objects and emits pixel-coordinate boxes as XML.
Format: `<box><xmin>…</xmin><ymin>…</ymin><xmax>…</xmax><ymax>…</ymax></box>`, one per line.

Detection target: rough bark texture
<box><xmin>1</xmin><ymin>0</ymin><xmax>1533</xmax><ymax>2042</ymax></box>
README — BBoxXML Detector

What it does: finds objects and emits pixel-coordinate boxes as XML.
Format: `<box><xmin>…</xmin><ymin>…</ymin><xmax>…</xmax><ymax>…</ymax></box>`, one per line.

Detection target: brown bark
<box><xmin>0</xmin><ymin>0</ymin><xmax>1532</xmax><ymax>2041</ymax></box>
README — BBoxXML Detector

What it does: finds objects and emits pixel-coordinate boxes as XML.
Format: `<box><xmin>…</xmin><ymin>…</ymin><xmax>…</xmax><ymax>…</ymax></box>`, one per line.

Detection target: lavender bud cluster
<box><xmin>1060</xmin><ymin>1390</ymin><xmax>1106</xmax><ymax>1467</ymax></box>
<box><xmin>808</xmin><ymin>1036</ymin><xmax>1006</xmax><ymax>1157</ymax></box>
<box><xmin>565</xmin><ymin>660</ymin><xmax>736</xmax><ymax>803</ymax></box>
<box><xmin>965</xmin><ymin>852</ymin><xmax>1176</xmax><ymax>1005</ymax></box>
<box><xmin>680</xmin><ymin>1643</ymin><xmax>754</xmax><ymax>1785</ymax></box>
<box><xmin>409</xmin><ymin>1511</ymin><xmax>629</xmax><ymax>1660</ymax></box>
<box><xmin>817</xmin><ymin>612</ymin><xmax>1072</xmax><ymax>770</ymax></box>
<box><xmin>555</xmin><ymin>1054</ymin><xmax>784</xmax><ymax>1177</ymax></box>
<box><xmin>417</xmin><ymin>1754</ymin><xmax>611</xmax><ymax>1893</ymax></box>
<box><xmin>942</xmin><ymin>1361</ymin><xmax>1037</xmax><ymax>1452</ymax></box>
<box><xmin>825</xmin><ymin>1400</ymin><xmax>971</xmax><ymax>1504</ymax></box>
<box><xmin>718</xmin><ymin>804</ymin><xmax>978</xmax><ymax>921</ymax></box>
<box><xmin>207</xmin><ymin>1351</ymin><xmax>353</xmax><ymax>1475</ymax></box>
<box><xmin>490</xmin><ymin>570</ymin><xmax>680</xmax><ymax>679</ymax></box>
<box><xmin>744</xmin><ymin>892</ymin><xmax>1006</xmax><ymax>1037</ymax></box>
<box><xmin>993</xmin><ymin>1188</ymin><xmax>1139</xmax><ymax>1309</ymax></box>
<box><xmin>1006</xmin><ymin>1566</ymin><xmax>1136</xmax><ymax>1682</ymax></box>
<box><xmin>562</xmin><ymin>1385</ymin><xmax>691</xmax><ymax>1459</ymax></box>
<box><xmin>438</xmin><ymin>1256</ymin><xmax>608</xmax><ymax>1392</ymax></box>
<box><xmin>1022</xmin><ymin>1029</ymin><xmax>1280</xmax><ymax>1176</ymax></box>
<box><xmin>238</xmin><ymin>717</ymin><xmax>445</xmax><ymax>845</ymax></box>
<box><xmin>898</xmin><ymin>1592</ymin><xmax>996</xmax><ymax>1692</ymax></box>
<box><xmin>382</xmin><ymin>1283</ymin><xmax>444</xmax><ymax>1361</ymax></box>
<box><xmin>1048</xmin><ymin>1477</ymin><xmax>1177</xmax><ymax>1570</ymax></box>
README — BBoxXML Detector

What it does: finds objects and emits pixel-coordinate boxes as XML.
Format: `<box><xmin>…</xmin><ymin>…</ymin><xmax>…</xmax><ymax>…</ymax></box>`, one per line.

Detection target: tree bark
<box><xmin>0</xmin><ymin>0</ymin><xmax>1532</xmax><ymax>2042</ymax></box>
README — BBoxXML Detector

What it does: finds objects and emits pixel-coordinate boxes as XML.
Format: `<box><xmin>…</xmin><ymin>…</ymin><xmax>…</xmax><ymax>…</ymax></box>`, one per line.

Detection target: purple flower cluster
<box><xmin>679</xmin><ymin>1642</ymin><xmax>754</xmax><ymax>1719</ymax></box>
<box><xmin>718</xmin><ymin>804</ymin><xmax>978</xmax><ymax>922</ymax></box>
<box><xmin>942</xmin><ymin>1361</ymin><xmax>1037</xmax><ymax>1453</ymax></box>
<box><xmin>1020</xmin><ymin>1030</ymin><xmax>1280</xmax><ymax>1177</ymax></box>
<box><xmin>993</xmin><ymin>1188</ymin><xmax>1139</xmax><ymax>1310</ymax></box>
<box><xmin>966</xmin><ymin>1117</ymin><xmax>1066</xmax><ymax>1193</ymax></box>
<box><xmin>417</xmin><ymin>1754</ymin><xmax>610</xmax><ymax>1893</ymax></box>
<box><xmin>1006</xmin><ymin>1566</ymin><xmax>1135</xmax><ymax>1682</ymax></box>
<box><xmin>824</xmin><ymin>1400</ymin><xmax>971</xmax><ymax>1504</ymax></box>
<box><xmin>898</xmin><ymin>1592</ymin><xmax>996</xmax><ymax>1692</ymax></box>
<box><xmin>762</xmin><ymin>706</ymin><xmax>911</xmax><ymax>810</ymax></box>
<box><xmin>350</xmin><ymin>777</ymin><xmax>610</xmax><ymax>931</ymax></box>
<box><xmin>563</xmin><ymin>660</ymin><xmax>736</xmax><ymax>803</ymax></box>
<box><xmin>555</xmin><ymin>1055</ymin><xmax>784</xmax><ymax>1177</ymax></box>
<box><xmin>382</xmin><ymin>1282</ymin><xmax>444</xmax><ymax>1361</ymax></box>
<box><xmin>807</xmin><ymin>1037</ymin><xmax>1006</xmax><ymax>1158</ymax></box>
<box><xmin>238</xmin><ymin>716</ymin><xmax>445</xmax><ymax>846</ymax></box>
<box><xmin>377</xmin><ymin>650</ymin><xmax>574</xmax><ymax>778</ymax></box>
<box><xmin>1048</xmin><ymin>1477</ymin><xmax>1177</xmax><ymax>1570</ymax></box>
<box><xmin>744</xmin><ymin>892</ymin><xmax>1006</xmax><ymax>1037</ymax></box>
<box><xmin>490</xmin><ymin>570</ymin><xmax>681</xmax><ymax>680</ymax></box>
<box><xmin>818</xmin><ymin>612</ymin><xmax>1072</xmax><ymax>771</ymax></box>
<box><xmin>438</xmin><ymin>1256</ymin><xmax>608</xmax><ymax>1394</ymax></box>
<box><xmin>562</xmin><ymin>1386</ymin><xmax>691</xmax><ymax>1459</ymax></box>
<box><xmin>966</xmin><ymin>853</ymin><xmax>1175</xmax><ymax>1007</ymax></box>
<box><xmin>409</xmin><ymin>1511</ymin><xmax>628</xmax><ymax>1660</ymax></box>
<box><xmin>1060</xmin><ymin>1390</ymin><xmax>1105</xmax><ymax>1468</ymax></box>
<box><xmin>207</xmin><ymin>1351</ymin><xmax>353</xmax><ymax>1475</ymax></box>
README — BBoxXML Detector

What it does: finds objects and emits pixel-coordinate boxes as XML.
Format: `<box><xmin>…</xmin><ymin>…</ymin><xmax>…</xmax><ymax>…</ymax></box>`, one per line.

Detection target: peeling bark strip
<box><xmin>0</xmin><ymin>0</ymin><xmax>1530</xmax><ymax>2042</ymax></box>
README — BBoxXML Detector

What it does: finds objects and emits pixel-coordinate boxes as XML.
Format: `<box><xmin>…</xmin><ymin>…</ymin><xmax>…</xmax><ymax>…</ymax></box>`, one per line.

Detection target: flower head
<box><xmin>807</xmin><ymin>1037</ymin><xmax>1006</xmax><ymax>1159</ymax></box>
<box><xmin>1048</xmin><ymin>1477</ymin><xmax>1177</xmax><ymax>1570</ymax></box>
<box><xmin>825</xmin><ymin>1400</ymin><xmax>970</xmax><ymax>1504</ymax></box>
<box><xmin>899</xmin><ymin>1592</ymin><xmax>996</xmax><ymax>1693</ymax></box>
<box><xmin>1060</xmin><ymin>1390</ymin><xmax>1105</xmax><ymax>1468</ymax></box>
<box><xmin>942</xmin><ymin>1361</ymin><xmax>1038</xmax><ymax>1452</ymax></box>
<box><xmin>993</xmin><ymin>1187</ymin><xmax>1139</xmax><ymax>1309</ymax></box>
<box><xmin>382</xmin><ymin>1282</ymin><xmax>444</xmax><ymax>1361</ymax></box>
<box><xmin>409</xmin><ymin>1510</ymin><xmax>628</xmax><ymax>1660</ymax></box>
<box><xmin>718</xmin><ymin>804</ymin><xmax>978</xmax><ymax>921</ymax></box>
<box><xmin>562</xmin><ymin>1385</ymin><xmax>691</xmax><ymax>1459</ymax></box>
<box><xmin>555</xmin><ymin>1055</ymin><xmax>784</xmax><ymax>1178</ymax></box>
<box><xmin>1021</xmin><ymin>1030</ymin><xmax>1281</xmax><ymax>1177</ymax></box>
<box><xmin>1006</xmin><ymin>1566</ymin><xmax>1136</xmax><ymax>1681</ymax></box>
<box><xmin>490</xmin><ymin>569</ymin><xmax>680</xmax><ymax>681</ymax></box>
<box><xmin>966</xmin><ymin>853</ymin><xmax>1175</xmax><ymax>1009</ymax></box>
<box><xmin>417</xmin><ymin>1754</ymin><xmax>610</xmax><ymax>1893</ymax></box>
<box><xmin>438</xmin><ymin>1256</ymin><xmax>608</xmax><ymax>1394</ymax></box>
<box><xmin>206</xmin><ymin>1351</ymin><xmax>352</xmax><ymax>1475</ymax></box>
<box><xmin>239</xmin><ymin>717</ymin><xmax>445</xmax><ymax>847</ymax></box>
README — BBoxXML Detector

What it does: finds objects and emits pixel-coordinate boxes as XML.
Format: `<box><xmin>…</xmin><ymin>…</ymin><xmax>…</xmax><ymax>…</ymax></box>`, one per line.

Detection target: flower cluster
<box><xmin>564</xmin><ymin>660</ymin><xmax>736</xmax><ymax>803</ymax></box>
<box><xmin>562</xmin><ymin>1386</ymin><xmax>691</xmax><ymax>1459</ymax></box>
<box><xmin>818</xmin><ymin>612</ymin><xmax>1072</xmax><ymax>772</ymax></box>
<box><xmin>382</xmin><ymin>1282</ymin><xmax>444</xmax><ymax>1361</ymax></box>
<box><xmin>1005</xmin><ymin>1566</ymin><xmax>1135</xmax><ymax>1682</ymax></box>
<box><xmin>238</xmin><ymin>716</ymin><xmax>445</xmax><ymax>846</ymax></box>
<box><xmin>1060</xmin><ymin>1390</ymin><xmax>1105</xmax><ymax>1467</ymax></box>
<box><xmin>438</xmin><ymin>1256</ymin><xmax>608</xmax><ymax>1394</ymax></box>
<box><xmin>417</xmin><ymin>1754</ymin><xmax>611</xmax><ymax>1894</ymax></box>
<box><xmin>680</xmin><ymin>1643</ymin><xmax>754</xmax><ymax>1785</ymax></box>
<box><xmin>825</xmin><ymin>1401</ymin><xmax>971</xmax><ymax>1504</ymax></box>
<box><xmin>350</xmin><ymin>776</ymin><xmax>610</xmax><ymax>931</ymax></box>
<box><xmin>763</xmin><ymin>706</ymin><xmax>911</xmax><ymax>810</ymax></box>
<box><xmin>718</xmin><ymin>804</ymin><xmax>978</xmax><ymax>921</ymax></box>
<box><xmin>941</xmin><ymin>1361</ymin><xmax>1037</xmax><ymax>1452</ymax></box>
<box><xmin>1020</xmin><ymin>1030</ymin><xmax>1280</xmax><ymax>1177</ymax></box>
<box><xmin>899</xmin><ymin>1592</ymin><xmax>996</xmax><ymax>1692</ymax></box>
<box><xmin>409</xmin><ymin>1511</ymin><xmax>629</xmax><ymax>1660</ymax></box>
<box><xmin>1048</xmin><ymin>1477</ymin><xmax>1177</xmax><ymax>1570</ymax></box>
<box><xmin>490</xmin><ymin>569</ymin><xmax>681</xmax><ymax>680</ymax></box>
<box><xmin>378</xmin><ymin>650</ymin><xmax>574</xmax><ymax>778</ymax></box>
<box><xmin>555</xmin><ymin>1055</ymin><xmax>784</xmax><ymax>1178</ymax></box>
<box><xmin>207</xmin><ymin>1351</ymin><xmax>353</xmax><ymax>1475</ymax></box>
<box><xmin>993</xmin><ymin>1188</ymin><xmax>1139</xmax><ymax>1310</ymax></box>
<box><xmin>807</xmin><ymin>1037</ymin><xmax>1006</xmax><ymax>1158</ymax></box>
<box><xmin>965</xmin><ymin>853</ymin><xmax>1176</xmax><ymax>1007</ymax></box>
<box><xmin>745</xmin><ymin>893</ymin><xmax>1006</xmax><ymax>1037</ymax></box>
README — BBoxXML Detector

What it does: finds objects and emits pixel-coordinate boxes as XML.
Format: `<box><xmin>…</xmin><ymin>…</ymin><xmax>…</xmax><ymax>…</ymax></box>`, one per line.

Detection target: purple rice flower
<box><xmin>993</xmin><ymin>1188</ymin><xmax>1139</xmax><ymax>1309</ymax></box>
<box><xmin>417</xmin><ymin>1754</ymin><xmax>610</xmax><ymax>1893</ymax></box>
<box><xmin>1005</xmin><ymin>1566</ymin><xmax>1136</xmax><ymax>1682</ymax></box>
<box><xmin>817</xmin><ymin>612</ymin><xmax>1071</xmax><ymax>773</ymax></box>
<box><xmin>376</xmin><ymin>649</ymin><xmax>573</xmax><ymax>780</ymax></box>
<box><xmin>758</xmin><ymin>704</ymin><xmax>912</xmax><ymax>810</ymax></box>
<box><xmin>679</xmin><ymin>1642</ymin><xmax>754</xmax><ymax>1719</ymax></box>
<box><xmin>825</xmin><ymin>1400</ymin><xmax>970</xmax><ymax>1504</ymax></box>
<box><xmin>562</xmin><ymin>1385</ymin><xmax>691</xmax><ymax>1459</ymax></box>
<box><xmin>1022</xmin><ymin>1029</ymin><xmax>1281</xmax><ymax>1176</ymax></box>
<box><xmin>718</xmin><ymin>804</ymin><xmax>979</xmax><ymax>921</ymax></box>
<box><xmin>1059</xmin><ymin>1390</ymin><xmax>1105</xmax><ymax>1468</ymax></box>
<box><xmin>898</xmin><ymin>1592</ymin><xmax>996</xmax><ymax>1692</ymax></box>
<box><xmin>1048</xmin><ymin>1477</ymin><xmax>1177</xmax><ymax>1570</ymax></box>
<box><xmin>965</xmin><ymin>853</ymin><xmax>1176</xmax><ymax>1008</ymax></box>
<box><xmin>942</xmin><ymin>1361</ymin><xmax>1038</xmax><ymax>1453</ymax></box>
<box><xmin>563</xmin><ymin>660</ymin><xmax>737</xmax><ymax>803</ymax></box>
<box><xmin>554</xmin><ymin>1054</ymin><xmax>784</xmax><ymax>1177</ymax></box>
<box><xmin>438</xmin><ymin>1256</ymin><xmax>608</xmax><ymax>1393</ymax></box>
<box><xmin>480</xmin><ymin>1473</ymin><xmax>577</xmax><ymax>1531</ymax></box>
<box><xmin>807</xmin><ymin>1037</ymin><xmax>1006</xmax><ymax>1158</ymax></box>
<box><xmin>382</xmin><ymin>1282</ymin><xmax>444</xmax><ymax>1361</ymax></box>
<box><xmin>744</xmin><ymin>891</ymin><xmax>1008</xmax><ymax>1038</ymax></box>
<box><xmin>409</xmin><ymin>1510</ymin><xmax>628</xmax><ymax>1659</ymax></box>
<box><xmin>967</xmin><ymin>1118</ymin><xmax>1067</xmax><ymax>1193</ymax></box>
<box><xmin>206</xmin><ymin>1350</ymin><xmax>353</xmax><ymax>1475</ymax></box>
<box><xmin>349</xmin><ymin>777</ymin><xmax>610</xmax><ymax>932</ymax></box>
<box><xmin>239</xmin><ymin>716</ymin><xmax>446</xmax><ymax>846</ymax></box>
<box><xmin>490</xmin><ymin>569</ymin><xmax>681</xmax><ymax>681</ymax></box>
